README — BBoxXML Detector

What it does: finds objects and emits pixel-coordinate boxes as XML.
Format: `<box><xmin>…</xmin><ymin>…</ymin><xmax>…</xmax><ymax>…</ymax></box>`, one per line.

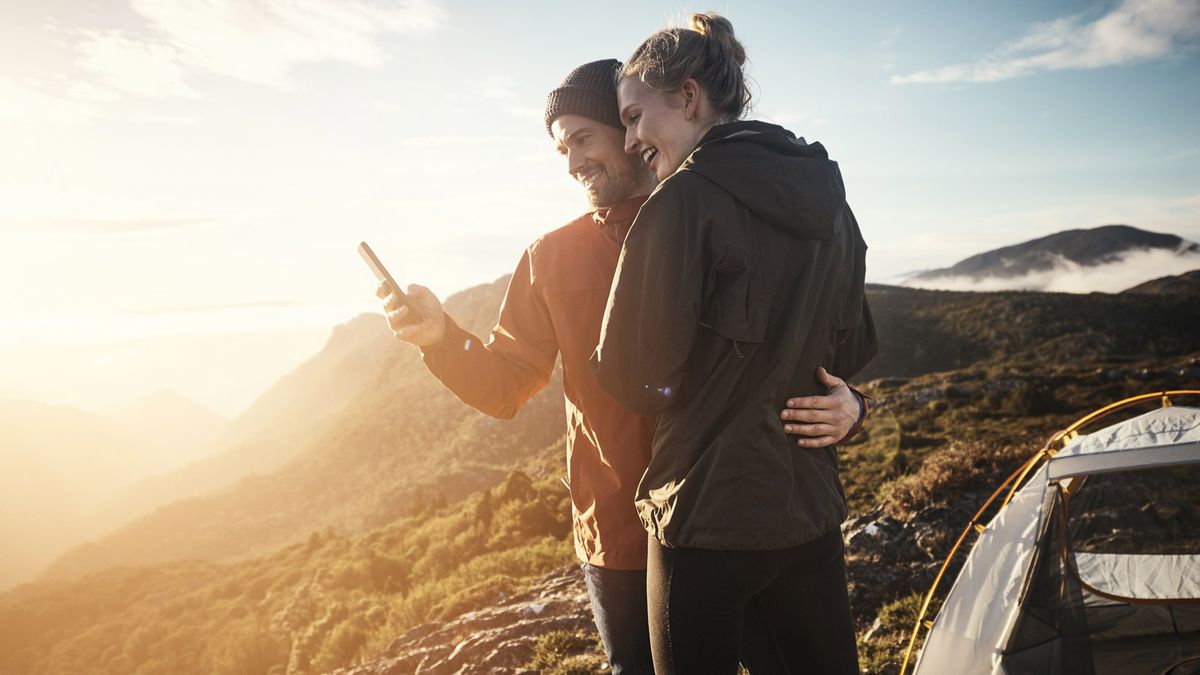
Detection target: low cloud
<box><xmin>904</xmin><ymin>247</ymin><xmax>1200</xmax><ymax>294</ymax></box>
<box><xmin>892</xmin><ymin>0</ymin><xmax>1200</xmax><ymax>85</ymax></box>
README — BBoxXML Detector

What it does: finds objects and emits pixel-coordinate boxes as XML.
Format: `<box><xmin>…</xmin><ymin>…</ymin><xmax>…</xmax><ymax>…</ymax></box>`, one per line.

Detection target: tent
<box><xmin>903</xmin><ymin>391</ymin><xmax>1200</xmax><ymax>675</ymax></box>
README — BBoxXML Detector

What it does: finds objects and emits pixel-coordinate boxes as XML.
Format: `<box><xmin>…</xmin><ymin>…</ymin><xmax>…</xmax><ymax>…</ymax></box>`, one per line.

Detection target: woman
<box><xmin>589</xmin><ymin>13</ymin><xmax>874</xmax><ymax>674</ymax></box>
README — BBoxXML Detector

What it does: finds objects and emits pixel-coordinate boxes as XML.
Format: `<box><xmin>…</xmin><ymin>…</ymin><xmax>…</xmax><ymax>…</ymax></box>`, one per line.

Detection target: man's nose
<box><xmin>567</xmin><ymin>149</ymin><xmax>586</xmax><ymax>175</ymax></box>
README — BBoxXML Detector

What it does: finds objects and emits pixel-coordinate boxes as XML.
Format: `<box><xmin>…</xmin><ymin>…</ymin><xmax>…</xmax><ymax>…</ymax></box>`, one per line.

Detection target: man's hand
<box><xmin>780</xmin><ymin>367</ymin><xmax>862</xmax><ymax>448</ymax></box>
<box><xmin>376</xmin><ymin>282</ymin><xmax>447</xmax><ymax>347</ymax></box>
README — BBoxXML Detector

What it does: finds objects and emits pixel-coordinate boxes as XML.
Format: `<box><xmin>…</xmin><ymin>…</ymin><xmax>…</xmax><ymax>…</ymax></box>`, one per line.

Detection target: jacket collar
<box><xmin>592</xmin><ymin>195</ymin><xmax>647</xmax><ymax>242</ymax></box>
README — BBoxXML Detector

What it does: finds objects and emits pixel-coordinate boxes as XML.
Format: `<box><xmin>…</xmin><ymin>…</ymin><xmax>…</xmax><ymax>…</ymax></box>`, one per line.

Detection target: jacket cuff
<box><xmin>838</xmin><ymin>385</ymin><xmax>870</xmax><ymax>445</ymax></box>
<box><xmin>419</xmin><ymin>314</ymin><xmax>471</xmax><ymax>358</ymax></box>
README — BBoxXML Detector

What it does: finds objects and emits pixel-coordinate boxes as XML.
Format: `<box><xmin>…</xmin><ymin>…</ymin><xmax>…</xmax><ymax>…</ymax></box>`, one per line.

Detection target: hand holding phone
<box><xmin>359</xmin><ymin>241</ymin><xmax>424</xmax><ymax>323</ymax></box>
<box><xmin>360</xmin><ymin>241</ymin><xmax>446</xmax><ymax>345</ymax></box>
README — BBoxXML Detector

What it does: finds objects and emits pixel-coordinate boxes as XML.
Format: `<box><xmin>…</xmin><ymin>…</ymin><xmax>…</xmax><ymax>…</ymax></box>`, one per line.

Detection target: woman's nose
<box><xmin>624</xmin><ymin>127</ymin><xmax>639</xmax><ymax>155</ymax></box>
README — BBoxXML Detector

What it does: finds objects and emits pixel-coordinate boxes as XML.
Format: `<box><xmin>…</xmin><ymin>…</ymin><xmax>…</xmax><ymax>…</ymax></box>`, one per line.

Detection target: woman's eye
<box><xmin>630</xmin><ymin>113</ymin><xmax>640</xmax><ymax>122</ymax></box>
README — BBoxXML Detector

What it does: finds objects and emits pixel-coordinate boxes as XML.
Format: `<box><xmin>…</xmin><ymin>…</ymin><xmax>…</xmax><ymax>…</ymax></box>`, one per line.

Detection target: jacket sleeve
<box><xmin>420</xmin><ymin>249</ymin><xmax>558</xmax><ymax>419</ymax></box>
<box><xmin>829</xmin><ymin>296</ymin><xmax>878</xmax><ymax>381</ymax></box>
<box><xmin>589</xmin><ymin>180</ymin><xmax>704</xmax><ymax>415</ymax></box>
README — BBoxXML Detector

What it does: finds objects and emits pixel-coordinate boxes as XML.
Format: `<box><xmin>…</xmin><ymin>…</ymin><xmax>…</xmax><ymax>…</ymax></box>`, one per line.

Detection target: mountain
<box><xmin>0</xmin><ymin>399</ymin><xmax>164</xmax><ymax>589</ymax></box>
<box><xmin>3</xmin><ymin>259</ymin><xmax>1200</xmax><ymax>673</ymax></box>
<box><xmin>43</xmin><ymin>277</ymin><xmax>568</xmax><ymax>581</ymax></box>
<box><xmin>38</xmin><ymin>276</ymin><xmax>1200</xmax><ymax>584</ymax></box>
<box><xmin>1121</xmin><ymin>268</ymin><xmax>1200</xmax><ymax>296</ymax></box>
<box><xmin>102</xmin><ymin>390</ymin><xmax>228</xmax><ymax>471</ymax></box>
<box><xmin>86</xmin><ymin>312</ymin><xmax>401</xmax><ymax>537</ymax></box>
<box><xmin>906</xmin><ymin>225</ymin><xmax>1200</xmax><ymax>292</ymax></box>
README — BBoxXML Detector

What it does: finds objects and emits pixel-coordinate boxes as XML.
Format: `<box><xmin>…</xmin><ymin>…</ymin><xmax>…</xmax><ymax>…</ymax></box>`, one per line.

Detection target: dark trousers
<box><xmin>581</xmin><ymin>562</ymin><xmax>655</xmax><ymax>674</ymax></box>
<box><xmin>647</xmin><ymin>530</ymin><xmax>861</xmax><ymax>675</ymax></box>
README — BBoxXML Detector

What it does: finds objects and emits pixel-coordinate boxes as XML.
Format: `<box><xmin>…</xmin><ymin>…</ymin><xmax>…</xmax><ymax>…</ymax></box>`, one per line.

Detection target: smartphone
<box><xmin>358</xmin><ymin>241</ymin><xmax>424</xmax><ymax>323</ymax></box>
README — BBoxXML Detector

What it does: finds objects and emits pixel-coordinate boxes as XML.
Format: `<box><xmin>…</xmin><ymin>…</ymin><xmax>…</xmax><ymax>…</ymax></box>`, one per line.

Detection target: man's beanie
<box><xmin>544</xmin><ymin>59</ymin><xmax>624</xmax><ymax>137</ymax></box>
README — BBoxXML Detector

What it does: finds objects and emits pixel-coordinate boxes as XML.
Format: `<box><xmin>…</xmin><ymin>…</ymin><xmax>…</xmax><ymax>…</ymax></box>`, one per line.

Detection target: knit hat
<box><xmin>544</xmin><ymin>59</ymin><xmax>624</xmax><ymax>137</ymax></box>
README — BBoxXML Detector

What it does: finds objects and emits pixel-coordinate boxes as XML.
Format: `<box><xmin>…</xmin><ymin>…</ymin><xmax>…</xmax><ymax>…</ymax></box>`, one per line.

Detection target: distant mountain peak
<box><xmin>905</xmin><ymin>225</ymin><xmax>1200</xmax><ymax>293</ymax></box>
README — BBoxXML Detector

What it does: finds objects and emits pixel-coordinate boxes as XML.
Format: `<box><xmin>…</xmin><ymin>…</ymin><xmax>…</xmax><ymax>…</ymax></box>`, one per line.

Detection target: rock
<box><xmin>328</xmin><ymin>566</ymin><xmax>595</xmax><ymax>675</ymax></box>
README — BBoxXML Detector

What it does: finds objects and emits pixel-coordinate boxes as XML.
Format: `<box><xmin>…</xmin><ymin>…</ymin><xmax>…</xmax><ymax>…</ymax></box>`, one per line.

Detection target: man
<box><xmin>377</xmin><ymin>59</ymin><xmax>867</xmax><ymax>674</ymax></box>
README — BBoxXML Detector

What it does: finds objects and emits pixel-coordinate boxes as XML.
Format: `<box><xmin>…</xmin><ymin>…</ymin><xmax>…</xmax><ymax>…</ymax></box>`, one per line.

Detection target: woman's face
<box><xmin>617</xmin><ymin>77</ymin><xmax>706</xmax><ymax>182</ymax></box>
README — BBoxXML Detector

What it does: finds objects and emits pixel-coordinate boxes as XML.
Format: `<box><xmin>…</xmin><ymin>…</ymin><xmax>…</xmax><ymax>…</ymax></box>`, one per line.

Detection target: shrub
<box><xmin>311</xmin><ymin>621</ymin><xmax>367</xmax><ymax>672</ymax></box>
<box><xmin>210</xmin><ymin>621</ymin><xmax>290</xmax><ymax>675</ymax></box>
<box><xmin>528</xmin><ymin>631</ymin><xmax>601</xmax><ymax>672</ymax></box>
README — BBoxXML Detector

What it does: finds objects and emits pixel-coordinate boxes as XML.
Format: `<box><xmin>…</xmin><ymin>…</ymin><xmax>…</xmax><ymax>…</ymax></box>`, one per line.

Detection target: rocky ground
<box><xmin>330</xmin><ymin>566</ymin><xmax>599</xmax><ymax>675</ymax></box>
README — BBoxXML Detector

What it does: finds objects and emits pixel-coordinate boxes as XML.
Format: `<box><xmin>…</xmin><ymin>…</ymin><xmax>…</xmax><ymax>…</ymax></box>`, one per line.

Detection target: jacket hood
<box><xmin>680</xmin><ymin>120</ymin><xmax>846</xmax><ymax>239</ymax></box>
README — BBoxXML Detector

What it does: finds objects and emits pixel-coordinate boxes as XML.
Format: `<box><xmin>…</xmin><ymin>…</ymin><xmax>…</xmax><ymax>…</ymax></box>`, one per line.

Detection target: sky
<box><xmin>1</xmin><ymin>0</ymin><xmax>1198</xmax><ymax>418</ymax></box>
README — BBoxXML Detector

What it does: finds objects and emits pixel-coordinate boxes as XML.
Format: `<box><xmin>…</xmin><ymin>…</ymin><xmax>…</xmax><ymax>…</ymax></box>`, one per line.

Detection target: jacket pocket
<box><xmin>699</xmin><ymin>249</ymin><xmax>766</xmax><ymax>344</ymax></box>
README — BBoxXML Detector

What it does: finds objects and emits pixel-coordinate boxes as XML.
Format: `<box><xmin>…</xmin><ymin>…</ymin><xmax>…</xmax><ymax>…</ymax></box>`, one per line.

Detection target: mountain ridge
<box><xmin>38</xmin><ymin>275</ymin><xmax>1200</xmax><ymax>583</ymax></box>
<box><xmin>906</xmin><ymin>224</ymin><xmax>1199</xmax><ymax>290</ymax></box>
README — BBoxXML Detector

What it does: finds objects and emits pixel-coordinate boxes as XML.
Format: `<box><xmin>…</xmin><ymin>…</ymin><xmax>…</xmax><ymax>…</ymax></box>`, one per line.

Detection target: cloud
<box><xmin>892</xmin><ymin>0</ymin><xmax>1200</xmax><ymax>85</ymax></box>
<box><xmin>55</xmin><ymin>0</ymin><xmax>444</xmax><ymax>101</ymax></box>
<box><xmin>129</xmin><ymin>0</ymin><xmax>443</xmax><ymax>89</ymax></box>
<box><xmin>36</xmin><ymin>216</ymin><xmax>214</xmax><ymax>234</ymax></box>
<box><xmin>118</xmin><ymin>301</ymin><xmax>301</xmax><ymax>315</ymax></box>
<box><xmin>904</xmin><ymin>247</ymin><xmax>1200</xmax><ymax>293</ymax></box>
<box><xmin>399</xmin><ymin>135</ymin><xmax>532</xmax><ymax>147</ymax></box>
<box><xmin>76</xmin><ymin>29</ymin><xmax>198</xmax><ymax>99</ymax></box>
<box><xmin>443</xmin><ymin>75</ymin><xmax>544</xmax><ymax>121</ymax></box>
<box><xmin>880</xmin><ymin>25</ymin><xmax>903</xmax><ymax>72</ymax></box>
<box><xmin>0</xmin><ymin>79</ymin><xmax>97</xmax><ymax>124</ymax></box>
<box><xmin>3</xmin><ymin>1</ymin><xmax>445</xmax><ymax>123</ymax></box>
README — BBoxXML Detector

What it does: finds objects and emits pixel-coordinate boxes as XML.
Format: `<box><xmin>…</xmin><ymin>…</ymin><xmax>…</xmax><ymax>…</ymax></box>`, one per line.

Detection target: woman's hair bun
<box><xmin>621</xmin><ymin>11</ymin><xmax>752</xmax><ymax>121</ymax></box>
<box><xmin>690</xmin><ymin>12</ymin><xmax>746</xmax><ymax>67</ymax></box>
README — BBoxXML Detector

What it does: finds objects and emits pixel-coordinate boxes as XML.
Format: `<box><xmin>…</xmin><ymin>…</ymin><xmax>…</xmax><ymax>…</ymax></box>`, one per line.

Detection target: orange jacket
<box><xmin>421</xmin><ymin>196</ymin><xmax>654</xmax><ymax>569</ymax></box>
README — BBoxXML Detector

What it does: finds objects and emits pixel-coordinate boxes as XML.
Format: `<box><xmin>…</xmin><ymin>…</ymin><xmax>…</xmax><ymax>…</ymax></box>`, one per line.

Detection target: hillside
<box><xmin>907</xmin><ymin>224</ymin><xmax>1198</xmax><ymax>284</ymax></box>
<box><xmin>3</xmin><ymin>352</ymin><xmax>1195</xmax><ymax>675</ymax></box>
<box><xmin>1122</xmin><ymin>268</ymin><xmax>1200</xmax><ymax>296</ymax></box>
<box><xmin>43</xmin><ymin>277</ymin><xmax>567</xmax><ymax>581</ymax></box>
<box><xmin>857</xmin><ymin>282</ymin><xmax>1200</xmax><ymax>380</ymax></box>
<box><xmin>85</xmin><ymin>312</ymin><xmax>402</xmax><ymax>539</ymax></box>
<box><xmin>103</xmin><ymin>390</ymin><xmax>228</xmax><ymax>470</ymax></box>
<box><xmin>40</xmin><ymin>279</ymin><xmax>1200</xmax><ymax>583</ymax></box>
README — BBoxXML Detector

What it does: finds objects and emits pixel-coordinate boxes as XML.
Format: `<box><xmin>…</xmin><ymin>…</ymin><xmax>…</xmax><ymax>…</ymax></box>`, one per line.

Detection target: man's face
<box><xmin>552</xmin><ymin>114</ymin><xmax>654</xmax><ymax>208</ymax></box>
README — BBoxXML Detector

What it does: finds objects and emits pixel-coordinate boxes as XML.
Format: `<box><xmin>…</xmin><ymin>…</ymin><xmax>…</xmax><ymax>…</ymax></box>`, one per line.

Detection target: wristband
<box><xmin>837</xmin><ymin>385</ymin><xmax>870</xmax><ymax>445</ymax></box>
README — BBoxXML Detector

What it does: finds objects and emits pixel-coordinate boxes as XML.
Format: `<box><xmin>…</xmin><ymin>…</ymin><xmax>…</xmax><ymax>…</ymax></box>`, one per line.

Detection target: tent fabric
<box><xmin>1050</xmin><ymin>405</ymin><xmax>1200</xmax><ymax>466</ymax></box>
<box><xmin>912</xmin><ymin>405</ymin><xmax>1200</xmax><ymax>675</ymax></box>
<box><xmin>1074</xmin><ymin>553</ymin><xmax>1200</xmax><ymax>602</ymax></box>
<box><xmin>911</xmin><ymin>465</ymin><xmax>1050</xmax><ymax>675</ymax></box>
<box><xmin>1048</xmin><ymin>440</ymin><xmax>1200</xmax><ymax>479</ymax></box>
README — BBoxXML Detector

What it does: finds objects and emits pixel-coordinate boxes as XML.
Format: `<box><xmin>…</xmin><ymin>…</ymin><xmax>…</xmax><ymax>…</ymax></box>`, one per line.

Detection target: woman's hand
<box><xmin>780</xmin><ymin>367</ymin><xmax>864</xmax><ymax>448</ymax></box>
<box><xmin>376</xmin><ymin>282</ymin><xmax>447</xmax><ymax>347</ymax></box>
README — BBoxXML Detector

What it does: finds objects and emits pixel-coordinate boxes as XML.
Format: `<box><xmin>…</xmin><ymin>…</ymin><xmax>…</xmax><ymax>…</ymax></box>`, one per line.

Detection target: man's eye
<box><xmin>629</xmin><ymin>113</ymin><xmax>640</xmax><ymax>122</ymax></box>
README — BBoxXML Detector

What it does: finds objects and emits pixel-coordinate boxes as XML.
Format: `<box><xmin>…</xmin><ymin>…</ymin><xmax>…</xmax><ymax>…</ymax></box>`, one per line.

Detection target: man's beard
<box><xmin>588</xmin><ymin>155</ymin><xmax>653</xmax><ymax>208</ymax></box>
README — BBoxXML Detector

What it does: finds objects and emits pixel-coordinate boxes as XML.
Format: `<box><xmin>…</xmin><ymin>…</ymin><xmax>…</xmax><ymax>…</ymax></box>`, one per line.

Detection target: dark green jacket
<box><xmin>590</xmin><ymin>120</ymin><xmax>876</xmax><ymax>550</ymax></box>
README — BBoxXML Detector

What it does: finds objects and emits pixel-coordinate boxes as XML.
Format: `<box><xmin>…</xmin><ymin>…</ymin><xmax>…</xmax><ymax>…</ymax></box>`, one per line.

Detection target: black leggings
<box><xmin>647</xmin><ymin>530</ymin><xmax>860</xmax><ymax>675</ymax></box>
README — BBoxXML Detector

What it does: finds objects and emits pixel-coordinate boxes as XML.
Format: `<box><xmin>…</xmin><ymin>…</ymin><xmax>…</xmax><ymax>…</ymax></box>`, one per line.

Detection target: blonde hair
<box><xmin>621</xmin><ymin>12</ymin><xmax>752</xmax><ymax>121</ymax></box>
